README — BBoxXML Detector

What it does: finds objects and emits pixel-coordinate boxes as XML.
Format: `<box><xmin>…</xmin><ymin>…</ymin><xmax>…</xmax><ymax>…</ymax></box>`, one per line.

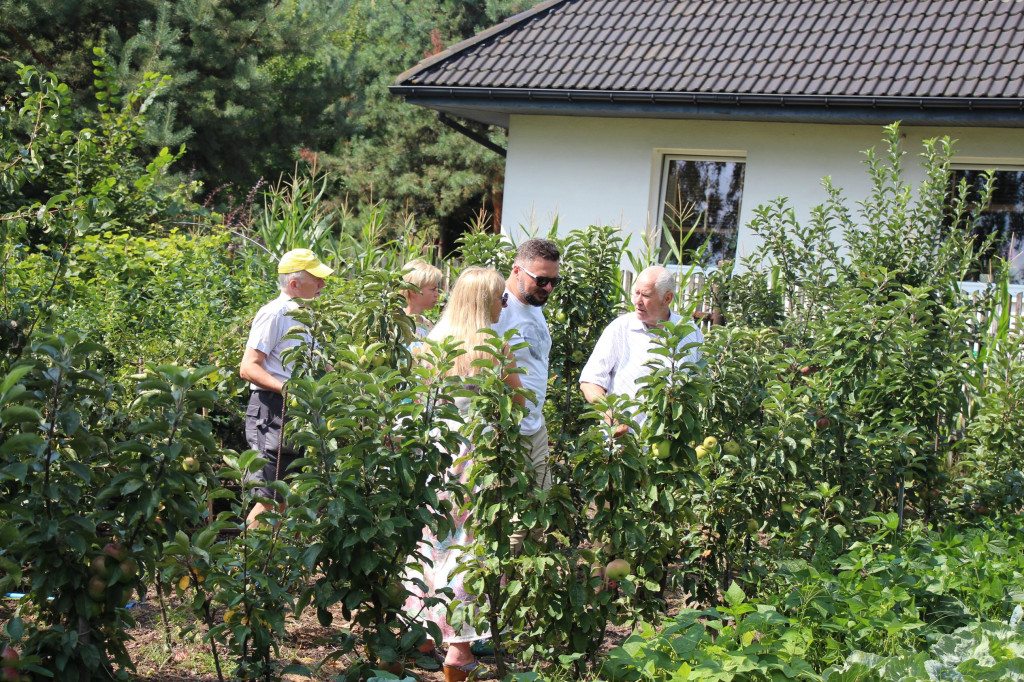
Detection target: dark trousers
<box><xmin>244</xmin><ymin>390</ymin><xmax>299</xmax><ymax>501</ymax></box>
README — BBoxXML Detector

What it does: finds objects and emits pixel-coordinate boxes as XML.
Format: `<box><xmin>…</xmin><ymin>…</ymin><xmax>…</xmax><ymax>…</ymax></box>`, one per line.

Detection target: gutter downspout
<box><xmin>437</xmin><ymin>113</ymin><xmax>506</xmax><ymax>157</ymax></box>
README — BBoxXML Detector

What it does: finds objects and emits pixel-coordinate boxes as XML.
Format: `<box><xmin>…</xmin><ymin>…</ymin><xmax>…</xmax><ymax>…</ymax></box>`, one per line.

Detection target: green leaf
<box><xmin>5</xmin><ymin>617</ymin><xmax>24</xmax><ymax>639</ymax></box>
<box><xmin>724</xmin><ymin>581</ymin><xmax>746</xmax><ymax>607</ymax></box>
<box><xmin>0</xmin><ymin>406</ymin><xmax>43</xmax><ymax>424</ymax></box>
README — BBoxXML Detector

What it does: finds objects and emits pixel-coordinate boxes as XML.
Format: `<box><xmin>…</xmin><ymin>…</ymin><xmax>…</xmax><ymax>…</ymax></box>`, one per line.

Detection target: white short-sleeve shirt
<box><xmin>579</xmin><ymin>310</ymin><xmax>703</xmax><ymax>402</ymax></box>
<box><xmin>245</xmin><ymin>292</ymin><xmax>310</xmax><ymax>389</ymax></box>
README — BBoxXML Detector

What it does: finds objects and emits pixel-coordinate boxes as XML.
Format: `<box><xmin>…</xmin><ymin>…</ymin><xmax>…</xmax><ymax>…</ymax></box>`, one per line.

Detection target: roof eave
<box><xmin>390</xmin><ymin>86</ymin><xmax>1024</xmax><ymax>129</ymax></box>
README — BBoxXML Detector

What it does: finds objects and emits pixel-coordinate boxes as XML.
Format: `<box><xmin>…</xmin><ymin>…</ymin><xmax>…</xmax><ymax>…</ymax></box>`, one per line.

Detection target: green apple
<box><xmin>90</xmin><ymin>555</ymin><xmax>112</xmax><ymax>579</ymax></box>
<box><xmin>746</xmin><ymin>519</ymin><xmax>759</xmax><ymax>534</ymax></box>
<box><xmin>723</xmin><ymin>441</ymin><xmax>741</xmax><ymax>456</ymax></box>
<box><xmin>695</xmin><ymin>445</ymin><xmax>709</xmax><ymax>458</ymax></box>
<box><xmin>119</xmin><ymin>558</ymin><xmax>138</xmax><ymax>582</ymax></box>
<box><xmin>604</xmin><ymin>559</ymin><xmax>631</xmax><ymax>582</ymax></box>
<box><xmin>87</xmin><ymin>576</ymin><xmax>107</xmax><ymax>602</ymax></box>
<box><xmin>385</xmin><ymin>582</ymin><xmax>406</xmax><ymax>607</ymax></box>
<box><xmin>653</xmin><ymin>440</ymin><xmax>671</xmax><ymax>459</ymax></box>
<box><xmin>555</xmin><ymin>311</ymin><xmax>567</xmax><ymax>324</ymax></box>
<box><xmin>702</xmin><ymin>436</ymin><xmax>718</xmax><ymax>449</ymax></box>
<box><xmin>182</xmin><ymin>456</ymin><xmax>200</xmax><ymax>473</ymax></box>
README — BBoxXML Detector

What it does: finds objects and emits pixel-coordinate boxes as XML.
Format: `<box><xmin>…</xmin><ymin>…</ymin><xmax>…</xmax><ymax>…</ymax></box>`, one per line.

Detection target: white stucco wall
<box><xmin>500</xmin><ymin>115</ymin><xmax>1024</xmax><ymax>275</ymax></box>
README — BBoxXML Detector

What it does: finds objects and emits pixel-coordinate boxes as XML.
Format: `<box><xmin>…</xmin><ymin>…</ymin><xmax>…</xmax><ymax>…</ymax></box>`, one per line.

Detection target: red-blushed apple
<box><xmin>103</xmin><ymin>542</ymin><xmax>127</xmax><ymax>562</ymax></box>
<box><xmin>379</xmin><ymin>661</ymin><xmax>403</xmax><ymax>676</ymax></box>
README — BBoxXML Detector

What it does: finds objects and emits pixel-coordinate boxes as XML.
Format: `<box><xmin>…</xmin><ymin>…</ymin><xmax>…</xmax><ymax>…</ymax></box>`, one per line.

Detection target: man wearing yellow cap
<box><xmin>240</xmin><ymin>248</ymin><xmax>333</xmax><ymax>526</ymax></box>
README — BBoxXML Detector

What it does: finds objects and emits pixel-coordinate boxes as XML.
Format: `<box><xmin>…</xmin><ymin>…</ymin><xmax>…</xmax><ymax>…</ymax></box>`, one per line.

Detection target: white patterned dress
<box><xmin>403</xmin><ymin>396</ymin><xmax>488</xmax><ymax>644</ymax></box>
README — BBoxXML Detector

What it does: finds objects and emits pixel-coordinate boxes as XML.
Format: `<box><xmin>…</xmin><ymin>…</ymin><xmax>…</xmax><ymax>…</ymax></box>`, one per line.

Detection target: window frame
<box><xmin>950</xmin><ymin>158</ymin><xmax>1024</xmax><ymax>294</ymax></box>
<box><xmin>650</xmin><ymin>149</ymin><xmax>747</xmax><ymax>274</ymax></box>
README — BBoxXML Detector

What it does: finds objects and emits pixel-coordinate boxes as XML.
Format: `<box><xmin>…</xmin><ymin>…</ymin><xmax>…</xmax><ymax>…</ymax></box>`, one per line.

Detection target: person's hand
<box><xmin>613</xmin><ymin>423</ymin><xmax>629</xmax><ymax>438</ymax></box>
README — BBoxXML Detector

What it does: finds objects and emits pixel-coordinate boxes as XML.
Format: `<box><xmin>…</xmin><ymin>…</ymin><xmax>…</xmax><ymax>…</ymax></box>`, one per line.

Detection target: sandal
<box><xmin>443</xmin><ymin>659</ymin><xmax>494</xmax><ymax>682</ymax></box>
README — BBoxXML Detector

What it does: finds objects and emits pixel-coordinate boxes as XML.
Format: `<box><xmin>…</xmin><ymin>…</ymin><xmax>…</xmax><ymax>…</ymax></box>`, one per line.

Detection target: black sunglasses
<box><xmin>501</xmin><ymin>292</ymin><xmax>509</xmax><ymax>308</ymax></box>
<box><xmin>520</xmin><ymin>265</ymin><xmax>562</xmax><ymax>289</ymax></box>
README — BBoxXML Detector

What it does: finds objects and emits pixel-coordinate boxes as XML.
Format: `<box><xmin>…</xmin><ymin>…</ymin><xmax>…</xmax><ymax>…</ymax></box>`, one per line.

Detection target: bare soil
<box><xmin>118</xmin><ymin>583</ymin><xmax>686</xmax><ymax>681</ymax></box>
<box><xmin>1</xmin><ymin>581</ymin><xmax>688</xmax><ymax>681</ymax></box>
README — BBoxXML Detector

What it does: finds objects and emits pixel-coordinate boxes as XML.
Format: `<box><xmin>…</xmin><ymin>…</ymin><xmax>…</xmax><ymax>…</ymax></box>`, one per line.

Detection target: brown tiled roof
<box><xmin>393</xmin><ymin>0</ymin><xmax>1024</xmax><ymax>126</ymax></box>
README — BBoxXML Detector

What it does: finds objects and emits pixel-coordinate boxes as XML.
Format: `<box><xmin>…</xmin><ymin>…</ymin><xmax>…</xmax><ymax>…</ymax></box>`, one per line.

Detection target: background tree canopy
<box><xmin>0</xmin><ymin>0</ymin><xmax>531</xmax><ymax>244</ymax></box>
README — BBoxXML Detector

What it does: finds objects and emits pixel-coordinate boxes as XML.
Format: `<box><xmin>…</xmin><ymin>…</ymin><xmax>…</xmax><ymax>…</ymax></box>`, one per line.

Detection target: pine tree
<box><xmin>325</xmin><ymin>0</ymin><xmax>531</xmax><ymax>247</ymax></box>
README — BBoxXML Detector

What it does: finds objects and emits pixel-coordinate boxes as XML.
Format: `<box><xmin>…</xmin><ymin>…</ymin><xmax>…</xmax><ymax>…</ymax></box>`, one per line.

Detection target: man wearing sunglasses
<box><xmin>493</xmin><ymin>238</ymin><xmax>561</xmax><ymax>553</ymax></box>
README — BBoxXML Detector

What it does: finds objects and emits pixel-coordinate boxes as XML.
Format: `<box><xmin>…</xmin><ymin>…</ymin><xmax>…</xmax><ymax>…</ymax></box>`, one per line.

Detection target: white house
<box><xmin>392</xmin><ymin>0</ymin><xmax>1024</xmax><ymax>291</ymax></box>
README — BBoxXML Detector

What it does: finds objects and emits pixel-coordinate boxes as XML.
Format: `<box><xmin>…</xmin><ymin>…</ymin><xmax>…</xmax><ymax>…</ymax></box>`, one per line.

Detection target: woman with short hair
<box><xmin>402</xmin><ymin>259</ymin><xmax>443</xmax><ymax>348</ymax></box>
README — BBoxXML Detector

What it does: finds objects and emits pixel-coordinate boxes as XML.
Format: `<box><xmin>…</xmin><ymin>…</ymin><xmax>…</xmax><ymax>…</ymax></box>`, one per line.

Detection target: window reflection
<box><xmin>659</xmin><ymin>158</ymin><xmax>744</xmax><ymax>268</ymax></box>
<box><xmin>952</xmin><ymin>169</ymin><xmax>1024</xmax><ymax>284</ymax></box>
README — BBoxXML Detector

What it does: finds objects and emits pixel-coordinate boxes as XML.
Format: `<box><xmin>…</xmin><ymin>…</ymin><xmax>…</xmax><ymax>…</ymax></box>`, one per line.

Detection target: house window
<box><xmin>658</xmin><ymin>155</ymin><xmax>745</xmax><ymax>268</ymax></box>
<box><xmin>951</xmin><ymin>168</ymin><xmax>1024</xmax><ymax>285</ymax></box>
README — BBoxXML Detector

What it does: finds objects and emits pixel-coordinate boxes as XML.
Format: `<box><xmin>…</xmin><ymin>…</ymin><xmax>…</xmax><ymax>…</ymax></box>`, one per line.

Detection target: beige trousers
<box><xmin>510</xmin><ymin>419</ymin><xmax>551</xmax><ymax>554</ymax></box>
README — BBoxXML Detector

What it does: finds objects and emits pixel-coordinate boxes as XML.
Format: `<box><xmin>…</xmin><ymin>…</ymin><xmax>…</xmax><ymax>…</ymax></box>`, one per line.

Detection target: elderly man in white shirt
<box><xmin>579</xmin><ymin>265</ymin><xmax>703</xmax><ymax>436</ymax></box>
<box><xmin>239</xmin><ymin>248</ymin><xmax>333</xmax><ymax>527</ymax></box>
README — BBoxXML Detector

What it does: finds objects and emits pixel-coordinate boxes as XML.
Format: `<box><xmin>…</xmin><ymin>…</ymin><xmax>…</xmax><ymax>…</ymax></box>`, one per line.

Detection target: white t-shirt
<box><xmin>579</xmin><ymin>310</ymin><xmax>703</xmax><ymax>402</ymax></box>
<box><xmin>245</xmin><ymin>292</ymin><xmax>311</xmax><ymax>389</ymax></box>
<box><xmin>492</xmin><ymin>288</ymin><xmax>551</xmax><ymax>436</ymax></box>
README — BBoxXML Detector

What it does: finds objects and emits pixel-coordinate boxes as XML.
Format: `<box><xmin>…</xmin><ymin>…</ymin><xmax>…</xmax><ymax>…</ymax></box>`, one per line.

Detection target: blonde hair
<box><xmin>426</xmin><ymin>267</ymin><xmax>505</xmax><ymax>378</ymax></box>
<box><xmin>402</xmin><ymin>259</ymin><xmax>443</xmax><ymax>291</ymax></box>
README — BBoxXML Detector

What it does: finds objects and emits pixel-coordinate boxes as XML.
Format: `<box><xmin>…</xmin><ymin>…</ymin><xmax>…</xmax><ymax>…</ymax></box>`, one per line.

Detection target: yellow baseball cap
<box><xmin>277</xmin><ymin>249</ymin><xmax>334</xmax><ymax>278</ymax></box>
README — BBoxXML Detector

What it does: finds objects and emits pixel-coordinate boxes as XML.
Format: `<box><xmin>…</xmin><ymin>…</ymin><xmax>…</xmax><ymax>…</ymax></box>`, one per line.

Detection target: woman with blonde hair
<box><xmin>408</xmin><ymin>266</ymin><xmax>523</xmax><ymax>681</ymax></box>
